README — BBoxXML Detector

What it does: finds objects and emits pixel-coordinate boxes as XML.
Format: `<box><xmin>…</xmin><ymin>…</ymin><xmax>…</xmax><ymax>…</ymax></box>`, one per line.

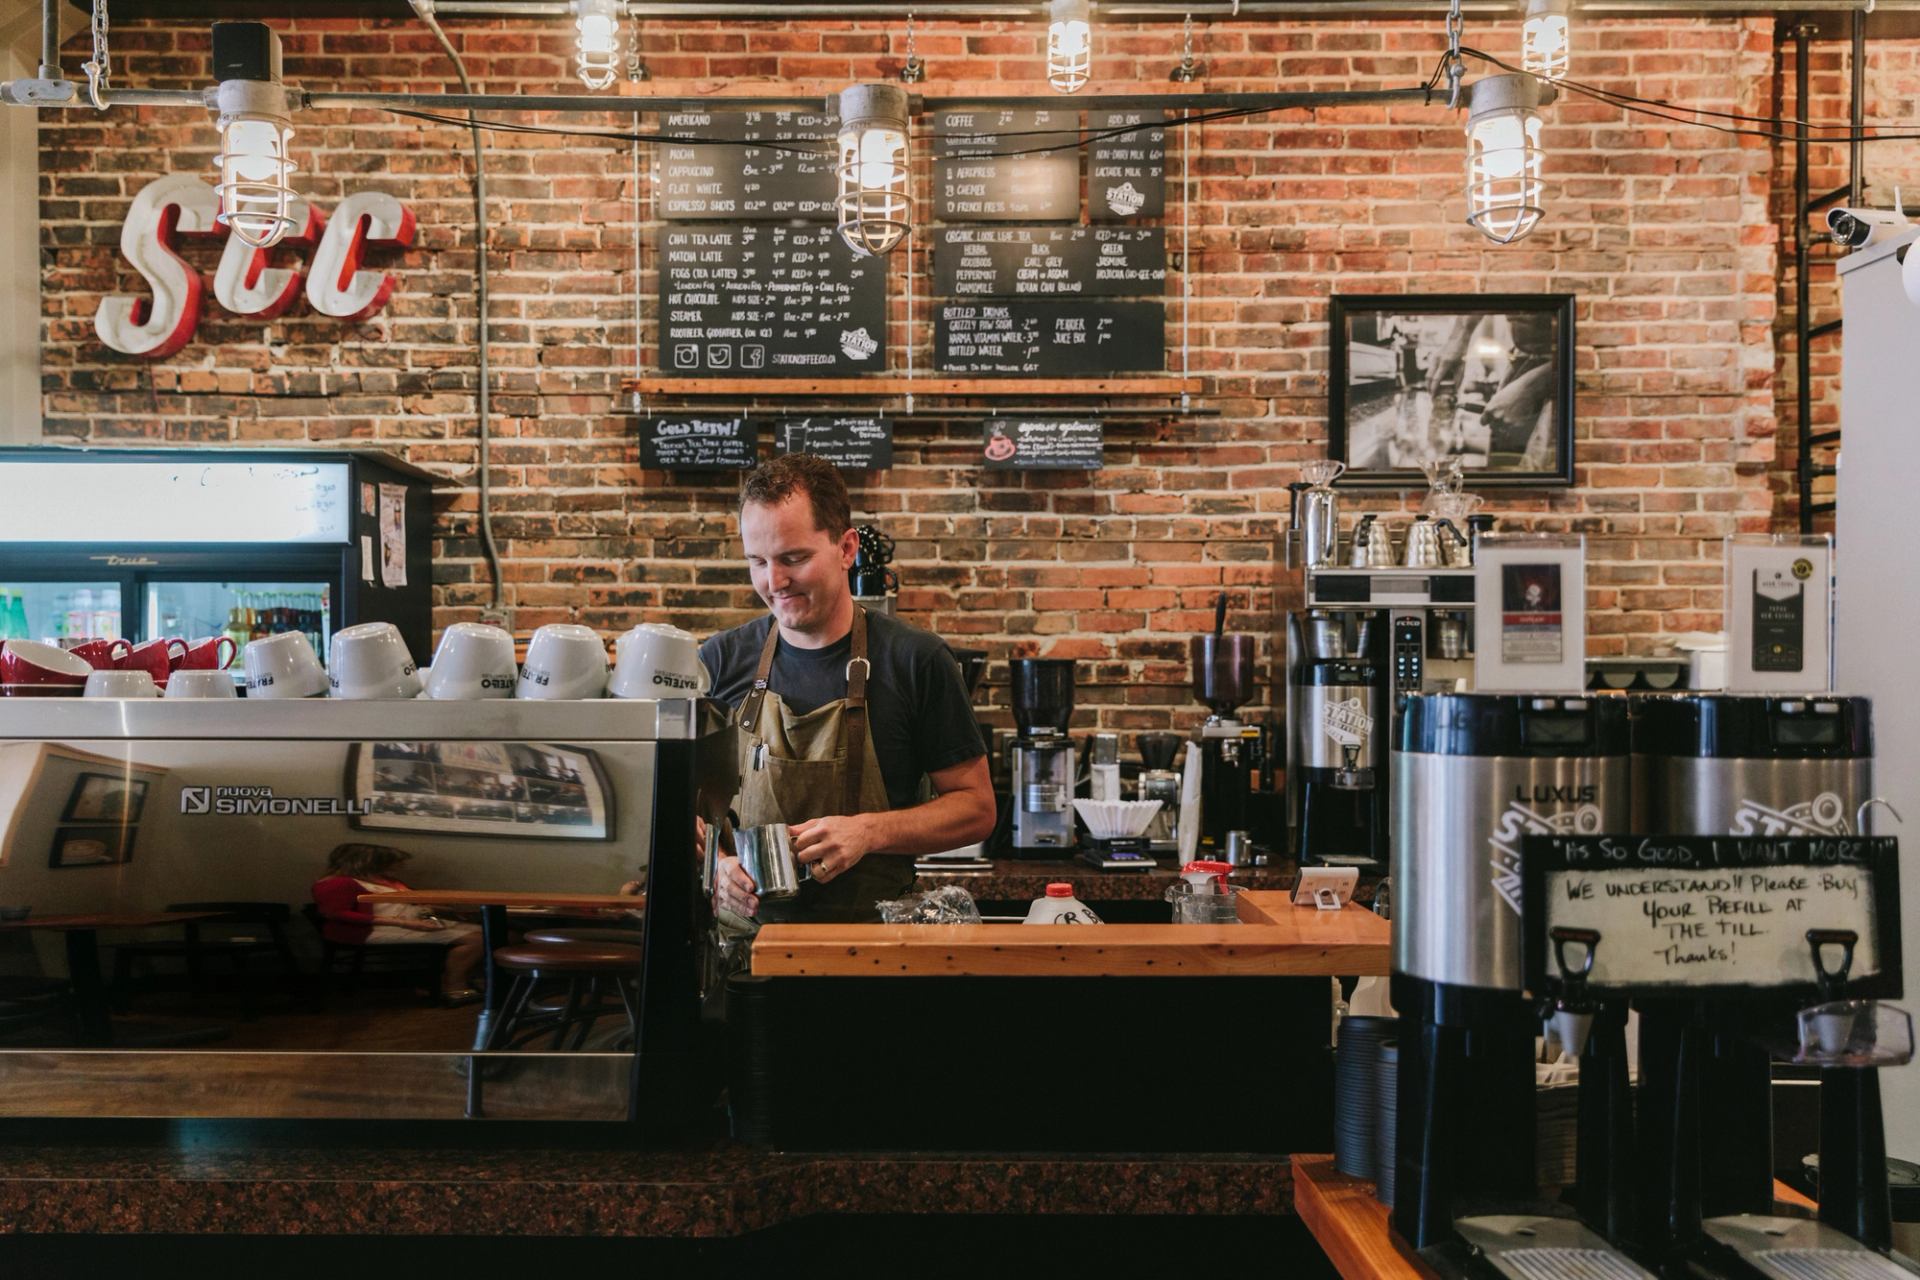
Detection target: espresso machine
<box><xmin>1008</xmin><ymin>657</ymin><xmax>1077</xmax><ymax>856</ymax></box>
<box><xmin>1189</xmin><ymin>623</ymin><xmax>1257</xmax><ymax>850</ymax></box>
<box><xmin>1287</xmin><ymin>609</ymin><xmax>1386</xmax><ymax>867</ymax></box>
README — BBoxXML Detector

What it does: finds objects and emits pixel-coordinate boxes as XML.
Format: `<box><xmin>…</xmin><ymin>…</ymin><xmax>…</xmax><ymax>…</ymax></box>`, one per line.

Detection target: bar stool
<box><xmin>482</xmin><ymin>942</ymin><xmax>643</xmax><ymax>1053</ymax></box>
<box><xmin>522</xmin><ymin>927</ymin><xmax>642</xmax><ymax>947</ymax></box>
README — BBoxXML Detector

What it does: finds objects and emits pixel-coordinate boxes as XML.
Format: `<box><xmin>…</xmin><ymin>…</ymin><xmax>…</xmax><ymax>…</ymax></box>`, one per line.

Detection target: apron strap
<box><xmin>843</xmin><ymin>607</ymin><xmax>871</xmax><ymax>816</ymax></box>
<box><xmin>737</xmin><ymin>618</ymin><xmax>781</xmax><ymax>732</ymax></box>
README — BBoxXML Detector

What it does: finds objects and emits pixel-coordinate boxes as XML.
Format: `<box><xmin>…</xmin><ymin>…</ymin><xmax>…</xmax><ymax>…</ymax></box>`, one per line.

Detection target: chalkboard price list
<box><xmin>982</xmin><ymin>419</ymin><xmax>1104</xmax><ymax>471</ymax></box>
<box><xmin>657</xmin><ymin>109</ymin><xmax>838</xmax><ymax>221</ymax></box>
<box><xmin>640</xmin><ymin>416</ymin><xmax>761</xmax><ymax>471</ymax></box>
<box><xmin>934</xmin><ymin>227</ymin><xmax>1165</xmax><ymax>299</ymax></box>
<box><xmin>932</xmin><ymin>107</ymin><xmax>1080</xmax><ymax>223</ymax></box>
<box><xmin>937</xmin><ymin>301</ymin><xmax>1165</xmax><ymax>376</ymax></box>
<box><xmin>776</xmin><ymin>417</ymin><xmax>895</xmax><ymax>472</ymax></box>
<box><xmin>1089</xmin><ymin>110</ymin><xmax>1167</xmax><ymax>221</ymax></box>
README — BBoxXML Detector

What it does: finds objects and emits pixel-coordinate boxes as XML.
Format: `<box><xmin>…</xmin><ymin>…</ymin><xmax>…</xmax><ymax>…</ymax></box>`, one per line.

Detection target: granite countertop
<box><xmin>0</xmin><ymin>1141</ymin><xmax>1296</xmax><ymax>1237</ymax></box>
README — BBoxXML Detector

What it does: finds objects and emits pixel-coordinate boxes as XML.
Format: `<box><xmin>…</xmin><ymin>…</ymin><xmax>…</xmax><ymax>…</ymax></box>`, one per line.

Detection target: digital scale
<box><xmin>1077</xmin><ymin>837</ymin><xmax>1158</xmax><ymax>871</ymax></box>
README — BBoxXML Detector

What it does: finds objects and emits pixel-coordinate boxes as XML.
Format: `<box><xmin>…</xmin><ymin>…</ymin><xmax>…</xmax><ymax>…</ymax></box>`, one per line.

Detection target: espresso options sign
<box><xmin>775</xmin><ymin>417</ymin><xmax>894</xmax><ymax>471</ymax></box>
<box><xmin>1089</xmin><ymin>110</ymin><xmax>1167</xmax><ymax>221</ymax></box>
<box><xmin>660</xmin><ymin>225</ymin><xmax>886</xmax><ymax>378</ymax></box>
<box><xmin>933</xmin><ymin>227</ymin><xmax>1165</xmax><ymax>298</ymax></box>
<box><xmin>933</xmin><ymin>107</ymin><xmax>1080</xmax><ymax>222</ymax></box>
<box><xmin>657</xmin><ymin>109</ymin><xmax>838</xmax><ymax>220</ymax></box>
<box><xmin>982</xmin><ymin>419</ymin><xmax>1104</xmax><ymax>470</ymax></box>
<box><xmin>937</xmin><ymin>301</ymin><xmax>1164</xmax><ymax>375</ymax></box>
<box><xmin>640</xmin><ymin>416</ymin><xmax>760</xmax><ymax>471</ymax></box>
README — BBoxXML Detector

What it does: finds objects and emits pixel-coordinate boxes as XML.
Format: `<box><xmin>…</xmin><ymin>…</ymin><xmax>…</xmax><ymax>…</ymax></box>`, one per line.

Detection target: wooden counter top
<box><xmin>750</xmin><ymin>891</ymin><xmax>1389</xmax><ymax>977</ymax></box>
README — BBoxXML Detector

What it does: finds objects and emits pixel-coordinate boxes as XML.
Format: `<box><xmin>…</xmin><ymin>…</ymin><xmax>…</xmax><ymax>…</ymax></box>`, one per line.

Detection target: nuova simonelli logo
<box><xmin>180</xmin><ymin>786</ymin><xmax>211</xmax><ymax>815</ymax></box>
<box><xmin>178</xmin><ymin>785</ymin><xmax>369</xmax><ymax>818</ymax></box>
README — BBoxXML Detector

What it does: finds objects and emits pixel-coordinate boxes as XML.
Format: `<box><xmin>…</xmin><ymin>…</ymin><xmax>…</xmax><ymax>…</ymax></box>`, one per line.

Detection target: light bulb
<box><xmin>1047</xmin><ymin>0</ymin><xmax>1092</xmax><ymax>94</ymax></box>
<box><xmin>1522</xmin><ymin>0</ymin><xmax>1571</xmax><ymax>81</ymax></box>
<box><xmin>835</xmin><ymin>84</ymin><xmax>913</xmax><ymax>258</ymax></box>
<box><xmin>212</xmin><ymin>83</ymin><xmax>298</xmax><ymax>249</ymax></box>
<box><xmin>1463</xmin><ymin>73</ymin><xmax>1552</xmax><ymax>245</ymax></box>
<box><xmin>574</xmin><ymin>0</ymin><xmax>621</xmax><ymax>91</ymax></box>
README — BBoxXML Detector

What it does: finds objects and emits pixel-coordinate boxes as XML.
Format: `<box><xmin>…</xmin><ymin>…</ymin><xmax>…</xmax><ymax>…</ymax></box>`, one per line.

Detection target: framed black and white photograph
<box><xmin>1328</xmin><ymin>294</ymin><xmax>1575</xmax><ymax>487</ymax></box>
<box><xmin>345</xmin><ymin>741</ymin><xmax>614</xmax><ymax>841</ymax></box>
<box><xmin>61</xmin><ymin>773</ymin><xmax>149</xmax><ymax>825</ymax></box>
<box><xmin>48</xmin><ymin>824</ymin><xmax>136</xmax><ymax>869</ymax></box>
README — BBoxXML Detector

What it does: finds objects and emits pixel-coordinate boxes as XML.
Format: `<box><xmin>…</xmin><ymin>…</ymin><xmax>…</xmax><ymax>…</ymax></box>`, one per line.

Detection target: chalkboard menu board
<box><xmin>660</xmin><ymin>225</ymin><xmax>886</xmax><ymax>378</ymax></box>
<box><xmin>933</xmin><ymin>227</ymin><xmax>1165</xmax><ymax>298</ymax></box>
<box><xmin>640</xmin><ymin>416</ymin><xmax>761</xmax><ymax>471</ymax></box>
<box><xmin>937</xmin><ymin>301</ymin><xmax>1164</xmax><ymax>375</ymax></box>
<box><xmin>1089</xmin><ymin>110</ymin><xmax>1167</xmax><ymax>221</ymax></box>
<box><xmin>982</xmin><ymin>419</ymin><xmax>1103</xmax><ymax>470</ymax></box>
<box><xmin>658</xmin><ymin>109</ymin><xmax>837</xmax><ymax>221</ymax></box>
<box><xmin>776</xmin><ymin>416</ymin><xmax>894</xmax><ymax>471</ymax></box>
<box><xmin>933</xmin><ymin>107</ymin><xmax>1079</xmax><ymax>222</ymax></box>
<box><xmin>1522</xmin><ymin>834</ymin><xmax>1902</xmax><ymax>998</ymax></box>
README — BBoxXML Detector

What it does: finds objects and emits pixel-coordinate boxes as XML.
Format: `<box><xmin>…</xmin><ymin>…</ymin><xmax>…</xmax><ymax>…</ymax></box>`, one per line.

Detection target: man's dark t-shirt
<box><xmin>700</xmin><ymin>611</ymin><xmax>987</xmax><ymax>812</ymax></box>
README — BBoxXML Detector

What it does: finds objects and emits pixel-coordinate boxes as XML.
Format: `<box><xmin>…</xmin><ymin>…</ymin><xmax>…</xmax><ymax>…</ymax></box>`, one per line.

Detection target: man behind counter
<box><xmin>704</xmin><ymin>454</ymin><xmax>997</xmax><ymax>923</ymax></box>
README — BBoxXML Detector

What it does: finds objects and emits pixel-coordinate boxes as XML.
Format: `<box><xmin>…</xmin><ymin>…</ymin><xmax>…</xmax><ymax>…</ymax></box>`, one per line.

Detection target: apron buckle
<box><xmin>846</xmin><ymin>657</ymin><xmax>871</xmax><ymax>682</ymax></box>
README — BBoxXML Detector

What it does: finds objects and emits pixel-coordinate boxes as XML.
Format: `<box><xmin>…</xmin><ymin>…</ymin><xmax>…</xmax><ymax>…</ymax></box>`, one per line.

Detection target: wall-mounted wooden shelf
<box><xmin>624</xmin><ymin>376</ymin><xmax>1204</xmax><ymax>398</ymax></box>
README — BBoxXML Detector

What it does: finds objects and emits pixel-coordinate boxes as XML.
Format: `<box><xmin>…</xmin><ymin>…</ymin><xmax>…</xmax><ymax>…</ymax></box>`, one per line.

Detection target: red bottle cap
<box><xmin>1045</xmin><ymin>883</ymin><xmax>1075</xmax><ymax>898</ymax></box>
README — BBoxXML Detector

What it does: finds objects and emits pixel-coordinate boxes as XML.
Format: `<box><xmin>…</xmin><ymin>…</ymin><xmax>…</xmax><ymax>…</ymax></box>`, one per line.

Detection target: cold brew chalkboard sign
<box><xmin>776</xmin><ymin>416</ymin><xmax>894</xmax><ymax>471</ymax></box>
<box><xmin>657</xmin><ymin>109</ymin><xmax>837</xmax><ymax>220</ymax></box>
<box><xmin>660</xmin><ymin>224</ymin><xmax>886</xmax><ymax>378</ymax></box>
<box><xmin>640</xmin><ymin>416</ymin><xmax>761</xmax><ymax>471</ymax></box>
<box><xmin>933</xmin><ymin>107</ymin><xmax>1079</xmax><ymax>222</ymax></box>
<box><xmin>1521</xmin><ymin>834</ymin><xmax>1901</xmax><ymax>998</ymax></box>
<box><xmin>982</xmin><ymin>419</ymin><xmax>1103</xmax><ymax>470</ymax></box>
<box><xmin>933</xmin><ymin>227</ymin><xmax>1165</xmax><ymax>298</ymax></box>
<box><xmin>936</xmin><ymin>301</ymin><xmax>1164</xmax><ymax>375</ymax></box>
<box><xmin>1089</xmin><ymin>110</ymin><xmax>1166</xmax><ymax>221</ymax></box>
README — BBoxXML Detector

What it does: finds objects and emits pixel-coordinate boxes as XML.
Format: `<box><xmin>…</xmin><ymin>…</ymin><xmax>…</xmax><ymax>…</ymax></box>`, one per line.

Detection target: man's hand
<box><xmin>714</xmin><ymin>853</ymin><xmax>760</xmax><ymax>919</ymax></box>
<box><xmin>790</xmin><ymin>813</ymin><xmax>879</xmax><ymax>885</ymax></box>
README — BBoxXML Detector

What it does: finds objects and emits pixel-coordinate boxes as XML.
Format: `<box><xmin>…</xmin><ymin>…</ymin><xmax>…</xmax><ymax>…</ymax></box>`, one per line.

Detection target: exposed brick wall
<box><xmin>39</xmin><ymin>14</ymin><xmax>1779</xmax><ymax>736</ymax></box>
<box><xmin>1770</xmin><ymin>32</ymin><xmax>1920</xmax><ymax>536</ymax></box>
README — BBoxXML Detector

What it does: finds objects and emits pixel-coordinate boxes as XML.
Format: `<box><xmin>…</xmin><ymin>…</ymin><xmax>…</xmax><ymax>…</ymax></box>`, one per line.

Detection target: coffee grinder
<box><xmin>1136</xmin><ymin>731</ymin><xmax>1182</xmax><ymax>858</ymax></box>
<box><xmin>1286</xmin><ymin>609</ymin><xmax>1387</xmax><ymax>867</ymax></box>
<box><xmin>1009</xmin><ymin>657</ymin><xmax>1077</xmax><ymax>856</ymax></box>
<box><xmin>849</xmin><ymin>524</ymin><xmax>898</xmax><ymax>616</ymax></box>
<box><xmin>1190</xmin><ymin>604</ymin><xmax>1258</xmax><ymax>850</ymax></box>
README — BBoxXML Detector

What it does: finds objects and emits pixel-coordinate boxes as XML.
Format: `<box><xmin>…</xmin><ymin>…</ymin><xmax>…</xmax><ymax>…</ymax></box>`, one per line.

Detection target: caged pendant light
<box><xmin>1521</xmin><ymin>0</ymin><xmax>1571</xmax><ymax>81</ymax></box>
<box><xmin>573</xmin><ymin>0</ymin><xmax>622</xmax><ymax>91</ymax></box>
<box><xmin>1463</xmin><ymin>73</ymin><xmax>1553</xmax><ymax>245</ymax></box>
<box><xmin>834</xmin><ymin>84</ymin><xmax>912</xmax><ymax>257</ymax></box>
<box><xmin>210</xmin><ymin>23</ymin><xmax>298</xmax><ymax>250</ymax></box>
<box><xmin>1047</xmin><ymin>0</ymin><xmax>1093</xmax><ymax>94</ymax></box>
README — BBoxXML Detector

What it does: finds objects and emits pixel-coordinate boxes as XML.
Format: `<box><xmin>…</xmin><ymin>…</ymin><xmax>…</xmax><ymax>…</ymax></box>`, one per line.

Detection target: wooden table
<box><xmin>0</xmin><ymin>912</ymin><xmax>220</xmax><ymax>1045</ymax></box>
<box><xmin>751</xmin><ymin>890</ymin><xmax>1389</xmax><ymax>977</ymax></box>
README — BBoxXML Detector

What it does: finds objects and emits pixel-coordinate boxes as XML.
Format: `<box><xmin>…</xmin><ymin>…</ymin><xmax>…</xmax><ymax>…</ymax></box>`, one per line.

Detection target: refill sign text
<box><xmin>95</xmin><ymin>176</ymin><xmax>416</xmax><ymax>358</ymax></box>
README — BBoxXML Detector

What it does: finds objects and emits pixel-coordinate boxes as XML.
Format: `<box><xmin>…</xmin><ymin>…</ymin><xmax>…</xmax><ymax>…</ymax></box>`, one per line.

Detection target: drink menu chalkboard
<box><xmin>640</xmin><ymin>416</ymin><xmax>761</xmax><ymax>471</ymax></box>
<box><xmin>776</xmin><ymin>416</ymin><xmax>894</xmax><ymax>471</ymax></box>
<box><xmin>933</xmin><ymin>107</ymin><xmax>1080</xmax><ymax>222</ymax></box>
<box><xmin>1089</xmin><ymin>110</ymin><xmax>1167</xmax><ymax>221</ymax></box>
<box><xmin>657</xmin><ymin>109</ymin><xmax>838</xmax><ymax>221</ymax></box>
<box><xmin>982</xmin><ymin>419</ymin><xmax>1103</xmax><ymax>470</ymax></box>
<box><xmin>660</xmin><ymin>225</ymin><xmax>886</xmax><ymax>378</ymax></box>
<box><xmin>937</xmin><ymin>301</ymin><xmax>1164</xmax><ymax>375</ymax></box>
<box><xmin>933</xmin><ymin>227</ymin><xmax>1165</xmax><ymax>298</ymax></box>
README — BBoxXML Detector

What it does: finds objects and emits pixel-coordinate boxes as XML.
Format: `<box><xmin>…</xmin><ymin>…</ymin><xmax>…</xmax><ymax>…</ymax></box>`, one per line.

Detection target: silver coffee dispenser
<box><xmin>1389</xmin><ymin>692</ymin><xmax>1632</xmax><ymax>1250</ymax></box>
<box><xmin>1009</xmin><ymin>657</ymin><xmax>1077</xmax><ymax>855</ymax></box>
<box><xmin>1288</xmin><ymin>609</ymin><xmax>1386</xmax><ymax>867</ymax></box>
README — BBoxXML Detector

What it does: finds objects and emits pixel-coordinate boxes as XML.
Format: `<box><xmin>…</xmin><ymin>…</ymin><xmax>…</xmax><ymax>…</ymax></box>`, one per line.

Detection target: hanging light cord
<box><xmin>409</xmin><ymin>0</ymin><xmax>504</xmax><ymax>619</ymax></box>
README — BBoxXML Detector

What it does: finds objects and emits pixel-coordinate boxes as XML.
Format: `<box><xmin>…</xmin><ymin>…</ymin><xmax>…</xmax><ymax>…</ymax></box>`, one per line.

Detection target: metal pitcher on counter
<box><xmin>1299</xmin><ymin>460</ymin><xmax>1344</xmax><ymax>568</ymax></box>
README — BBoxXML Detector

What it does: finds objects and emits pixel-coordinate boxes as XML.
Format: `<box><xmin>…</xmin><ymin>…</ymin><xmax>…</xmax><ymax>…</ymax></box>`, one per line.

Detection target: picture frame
<box><xmin>344</xmin><ymin>741</ymin><xmax>615</xmax><ymax>842</ymax></box>
<box><xmin>60</xmin><ymin>773</ymin><xmax>149</xmax><ymax>825</ymax></box>
<box><xmin>1327</xmin><ymin>294</ymin><xmax>1576</xmax><ymax>488</ymax></box>
<box><xmin>49</xmin><ymin>824</ymin><xmax>136</xmax><ymax>869</ymax></box>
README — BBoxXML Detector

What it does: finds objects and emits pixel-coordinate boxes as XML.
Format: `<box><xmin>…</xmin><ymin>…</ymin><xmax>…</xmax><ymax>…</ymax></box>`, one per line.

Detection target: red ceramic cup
<box><xmin>125</xmin><ymin>637</ymin><xmax>188</xmax><ymax>686</ymax></box>
<box><xmin>0</xmin><ymin>639</ymin><xmax>94</xmax><ymax>688</ymax></box>
<box><xmin>66</xmin><ymin>637</ymin><xmax>132</xmax><ymax>670</ymax></box>
<box><xmin>175</xmin><ymin>635</ymin><xmax>238</xmax><ymax>672</ymax></box>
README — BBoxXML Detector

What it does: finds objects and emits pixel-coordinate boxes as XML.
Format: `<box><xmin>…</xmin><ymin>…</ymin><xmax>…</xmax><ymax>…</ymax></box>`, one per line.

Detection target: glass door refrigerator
<box><xmin>0</xmin><ymin>448</ymin><xmax>436</xmax><ymax>667</ymax></box>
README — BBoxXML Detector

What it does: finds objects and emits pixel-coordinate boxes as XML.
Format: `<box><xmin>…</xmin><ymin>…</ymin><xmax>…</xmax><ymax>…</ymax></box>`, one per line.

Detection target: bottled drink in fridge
<box><xmin>7</xmin><ymin>591</ymin><xmax>28</xmax><ymax>641</ymax></box>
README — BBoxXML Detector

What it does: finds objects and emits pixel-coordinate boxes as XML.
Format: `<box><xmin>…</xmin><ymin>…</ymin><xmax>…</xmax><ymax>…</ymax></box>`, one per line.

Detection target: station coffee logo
<box><xmin>1489</xmin><ymin>796</ymin><xmax>1605</xmax><ymax>915</ymax></box>
<box><xmin>1105</xmin><ymin>181</ymin><xmax>1147</xmax><ymax>217</ymax></box>
<box><xmin>839</xmin><ymin>327</ymin><xmax>878</xmax><ymax>362</ymax></box>
<box><xmin>1320</xmin><ymin>697</ymin><xmax>1373</xmax><ymax>748</ymax></box>
<box><xmin>1731</xmin><ymin>790</ymin><xmax>1850</xmax><ymax>837</ymax></box>
<box><xmin>179</xmin><ymin>784</ymin><xmax>371</xmax><ymax>818</ymax></box>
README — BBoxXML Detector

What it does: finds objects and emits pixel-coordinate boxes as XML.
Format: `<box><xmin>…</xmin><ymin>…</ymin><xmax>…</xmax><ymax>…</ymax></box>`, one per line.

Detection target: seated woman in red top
<box><xmin>311</xmin><ymin>842</ymin><xmax>485</xmax><ymax>1005</ymax></box>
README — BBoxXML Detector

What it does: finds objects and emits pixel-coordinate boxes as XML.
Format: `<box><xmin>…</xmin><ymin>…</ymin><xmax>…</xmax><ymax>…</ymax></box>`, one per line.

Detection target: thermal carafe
<box><xmin>1390</xmin><ymin>692</ymin><xmax>1630</xmax><ymax>1248</ymax></box>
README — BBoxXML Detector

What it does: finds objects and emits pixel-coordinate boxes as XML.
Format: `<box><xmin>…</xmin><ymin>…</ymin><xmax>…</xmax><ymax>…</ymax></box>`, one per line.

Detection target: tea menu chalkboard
<box><xmin>775</xmin><ymin>416</ymin><xmax>894</xmax><ymax>471</ymax></box>
<box><xmin>657</xmin><ymin>109</ymin><xmax>837</xmax><ymax>221</ymax></box>
<box><xmin>932</xmin><ymin>107</ymin><xmax>1080</xmax><ymax>222</ymax></box>
<box><xmin>932</xmin><ymin>227</ymin><xmax>1165</xmax><ymax>298</ymax></box>
<box><xmin>1089</xmin><ymin>109</ymin><xmax>1167</xmax><ymax>221</ymax></box>
<box><xmin>936</xmin><ymin>300</ymin><xmax>1164</xmax><ymax>375</ymax></box>
<box><xmin>982</xmin><ymin>418</ymin><xmax>1103</xmax><ymax>470</ymax></box>
<box><xmin>1522</xmin><ymin>834</ymin><xmax>1901</xmax><ymax>998</ymax></box>
<box><xmin>640</xmin><ymin>416</ymin><xmax>761</xmax><ymax>471</ymax></box>
<box><xmin>659</xmin><ymin>224</ymin><xmax>886</xmax><ymax>378</ymax></box>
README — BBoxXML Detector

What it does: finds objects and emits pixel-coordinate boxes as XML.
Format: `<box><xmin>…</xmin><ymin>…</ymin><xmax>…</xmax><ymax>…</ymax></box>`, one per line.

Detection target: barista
<box><xmin>703</xmin><ymin>455</ymin><xmax>996</xmax><ymax>923</ymax></box>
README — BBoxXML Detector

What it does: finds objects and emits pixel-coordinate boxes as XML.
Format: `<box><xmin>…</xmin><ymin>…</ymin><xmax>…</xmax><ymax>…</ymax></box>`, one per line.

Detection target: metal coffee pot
<box><xmin>1435</xmin><ymin>518</ymin><xmax>1472</xmax><ymax>567</ymax></box>
<box><xmin>1300</xmin><ymin>460</ymin><xmax>1345</xmax><ymax>568</ymax></box>
<box><xmin>1404</xmin><ymin>516</ymin><xmax>1444</xmax><ymax>569</ymax></box>
<box><xmin>734</xmin><ymin>823</ymin><xmax>811</xmax><ymax>901</ymax></box>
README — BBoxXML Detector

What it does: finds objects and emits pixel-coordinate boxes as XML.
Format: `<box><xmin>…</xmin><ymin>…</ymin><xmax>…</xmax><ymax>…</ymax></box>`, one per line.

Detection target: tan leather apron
<box><xmin>728</xmin><ymin>607</ymin><xmax>911</xmax><ymax>925</ymax></box>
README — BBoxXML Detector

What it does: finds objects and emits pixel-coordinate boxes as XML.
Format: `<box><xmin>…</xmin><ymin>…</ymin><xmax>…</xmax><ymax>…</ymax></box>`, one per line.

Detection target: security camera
<box><xmin>1828</xmin><ymin>207</ymin><xmax>1913</xmax><ymax>248</ymax></box>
